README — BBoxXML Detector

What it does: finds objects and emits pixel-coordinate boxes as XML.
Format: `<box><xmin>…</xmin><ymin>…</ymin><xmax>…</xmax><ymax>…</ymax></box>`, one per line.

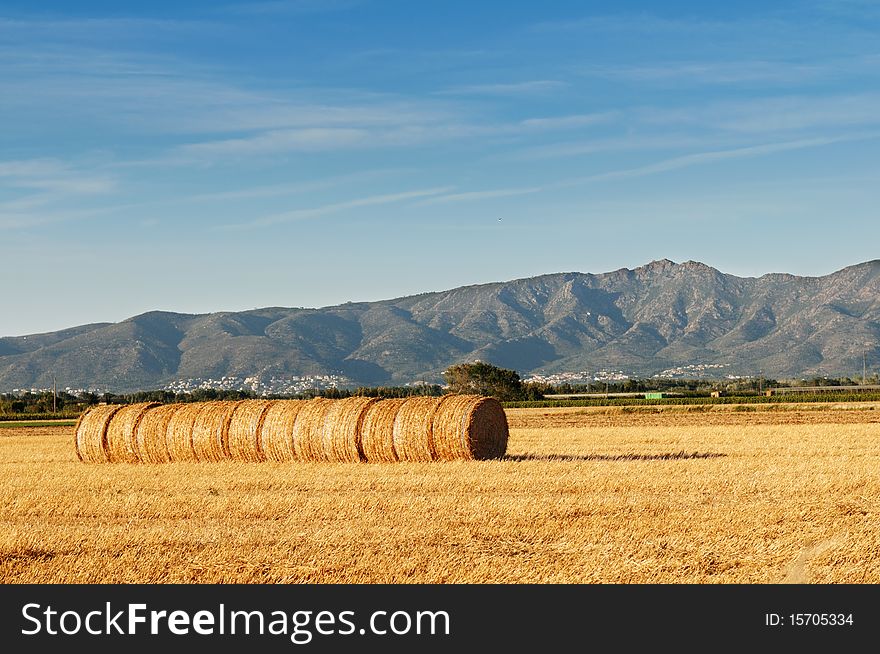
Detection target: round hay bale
<box><xmin>360</xmin><ymin>398</ymin><xmax>406</xmax><ymax>463</ymax></box>
<box><xmin>228</xmin><ymin>399</ymin><xmax>276</xmax><ymax>462</ymax></box>
<box><xmin>292</xmin><ymin>398</ymin><xmax>335</xmax><ymax>462</ymax></box>
<box><xmin>134</xmin><ymin>403</ymin><xmax>179</xmax><ymax>464</ymax></box>
<box><xmin>74</xmin><ymin>403</ymin><xmax>125</xmax><ymax>463</ymax></box>
<box><xmin>191</xmin><ymin>401</ymin><xmax>242</xmax><ymax>462</ymax></box>
<box><xmin>165</xmin><ymin>402</ymin><xmax>207</xmax><ymax>462</ymax></box>
<box><xmin>321</xmin><ymin>396</ymin><xmax>378</xmax><ymax>463</ymax></box>
<box><xmin>105</xmin><ymin>402</ymin><xmax>161</xmax><ymax>463</ymax></box>
<box><xmin>428</xmin><ymin>394</ymin><xmax>462</xmax><ymax>461</ymax></box>
<box><xmin>431</xmin><ymin>394</ymin><xmax>509</xmax><ymax>460</ymax></box>
<box><xmin>392</xmin><ymin>396</ymin><xmax>441</xmax><ymax>462</ymax></box>
<box><xmin>260</xmin><ymin>400</ymin><xmax>307</xmax><ymax>462</ymax></box>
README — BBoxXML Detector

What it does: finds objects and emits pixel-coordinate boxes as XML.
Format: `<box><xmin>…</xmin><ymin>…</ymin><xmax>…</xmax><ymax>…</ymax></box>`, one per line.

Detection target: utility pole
<box><xmin>52</xmin><ymin>376</ymin><xmax>57</xmax><ymax>414</ymax></box>
<box><xmin>864</xmin><ymin>349</ymin><xmax>868</xmax><ymax>386</ymax></box>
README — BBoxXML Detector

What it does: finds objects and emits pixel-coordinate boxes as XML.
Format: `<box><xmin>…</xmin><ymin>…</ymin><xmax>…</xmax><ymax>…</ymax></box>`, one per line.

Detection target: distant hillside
<box><xmin>2</xmin><ymin>259</ymin><xmax>879</xmax><ymax>392</ymax></box>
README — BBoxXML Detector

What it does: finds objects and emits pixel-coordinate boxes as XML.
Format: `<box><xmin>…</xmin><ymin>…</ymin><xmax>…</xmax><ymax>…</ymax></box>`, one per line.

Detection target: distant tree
<box><xmin>80</xmin><ymin>392</ymin><xmax>100</xmax><ymax>406</ymax></box>
<box><xmin>442</xmin><ymin>362</ymin><xmax>528</xmax><ymax>401</ymax></box>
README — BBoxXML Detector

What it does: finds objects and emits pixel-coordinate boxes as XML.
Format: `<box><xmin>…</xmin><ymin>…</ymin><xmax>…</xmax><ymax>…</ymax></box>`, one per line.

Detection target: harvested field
<box><xmin>3</xmin><ymin>404</ymin><xmax>879</xmax><ymax>583</ymax></box>
<box><xmin>507</xmin><ymin>403</ymin><xmax>880</xmax><ymax>429</ymax></box>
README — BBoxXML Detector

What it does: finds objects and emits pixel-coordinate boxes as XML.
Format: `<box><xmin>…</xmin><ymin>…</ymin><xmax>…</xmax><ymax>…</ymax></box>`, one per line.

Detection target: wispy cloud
<box><xmin>518</xmin><ymin>112</ymin><xmax>617</xmax><ymax>130</ymax></box>
<box><xmin>221</xmin><ymin>0</ymin><xmax>363</xmax><ymax>15</ymax></box>
<box><xmin>532</xmin><ymin>14</ymin><xmax>731</xmax><ymax>35</ymax></box>
<box><xmin>185</xmin><ymin>169</ymin><xmax>396</xmax><ymax>202</ymax></box>
<box><xmin>418</xmin><ymin>135</ymin><xmax>873</xmax><ymax>208</ymax></box>
<box><xmin>505</xmin><ymin>134</ymin><xmax>735</xmax><ymax>162</ymax></box>
<box><xmin>0</xmin><ymin>204</ymin><xmax>122</xmax><ymax>231</ymax></box>
<box><xmin>0</xmin><ymin>17</ymin><xmax>220</xmax><ymax>43</ymax></box>
<box><xmin>175</xmin><ymin>112</ymin><xmax>617</xmax><ymax>159</ymax></box>
<box><xmin>0</xmin><ymin>31</ymin><xmax>457</xmax><ymax>140</ymax></box>
<box><xmin>813</xmin><ymin>0</ymin><xmax>880</xmax><ymax>20</ymax></box>
<box><xmin>225</xmin><ymin>187</ymin><xmax>454</xmax><ymax>229</ymax></box>
<box><xmin>577</xmin><ymin>60</ymin><xmax>829</xmax><ymax>85</ymax></box>
<box><xmin>643</xmin><ymin>93</ymin><xmax>880</xmax><ymax>132</ymax></box>
<box><xmin>436</xmin><ymin>80</ymin><xmax>567</xmax><ymax>96</ymax></box>
<box><xmin>556</xmin><ymin>135</ymin><xmax>873</xmax><ymax>185</ymax></box>
<box><xmin>2</xmin><ymin>67</ymin><xmax>455</xmax><ymax>137</ymax></box>
<box><xmin>179</xmin><ymin>128</ymin><xmax>371</xmax><ymax>156</ymax></box>
<box><xmin>413</xmin><ymin>187</ymin><xmax>544</xmax><ymax>206</ymax></box>
<box><xmin>0</xmin><ymin>159</ymin><xmax>115</xmax><ymax>194</ymax></box>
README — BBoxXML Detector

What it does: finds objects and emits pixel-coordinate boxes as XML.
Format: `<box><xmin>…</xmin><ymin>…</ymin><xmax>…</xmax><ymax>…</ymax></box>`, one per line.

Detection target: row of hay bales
<box><xmin>74</xmin><ymin>395</ymin><xmax>509</xmax><ymax>464</ymax></box>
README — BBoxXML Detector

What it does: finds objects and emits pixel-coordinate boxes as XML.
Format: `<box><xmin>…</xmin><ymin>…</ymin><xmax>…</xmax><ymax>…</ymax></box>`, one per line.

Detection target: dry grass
<box><xmin>3</xmin><ymin>405</ymin><xmax>880</xmax><ymax>583</ymax></box>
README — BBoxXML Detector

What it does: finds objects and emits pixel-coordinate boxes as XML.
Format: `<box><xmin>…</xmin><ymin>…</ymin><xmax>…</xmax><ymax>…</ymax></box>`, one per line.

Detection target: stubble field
<box><xmin>2</xmin><ymin>403</ymin><xmax>879</xmax><ymax>583</ymax></box>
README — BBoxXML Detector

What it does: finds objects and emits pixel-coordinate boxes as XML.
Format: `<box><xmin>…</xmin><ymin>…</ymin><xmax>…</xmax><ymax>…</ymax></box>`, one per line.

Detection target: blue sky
<box><xmin>2</xmin><ymin>0</ymin><xmax>879</xmax><ymax>336</ymax></box>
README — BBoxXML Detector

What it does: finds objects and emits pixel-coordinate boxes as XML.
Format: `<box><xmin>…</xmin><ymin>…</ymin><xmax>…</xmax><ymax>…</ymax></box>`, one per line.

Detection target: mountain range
<box><xmin>2</xmin><ymin>259</ymin><xmax>879</xmax><ymax>392</ymax></box>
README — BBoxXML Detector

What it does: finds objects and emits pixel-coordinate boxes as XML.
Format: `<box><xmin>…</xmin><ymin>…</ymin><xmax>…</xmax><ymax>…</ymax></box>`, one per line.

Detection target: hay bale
<box><xmin>260</xmin><ymin>400</ymin><xmax>307</xmax><ymax>462</ymax></box>
<box><xmin>165</xmin><ymin>402</ymin><xmax>208</xmax><ymax>462</ymax></box>
<box><xmin>321</xmin><ymin>396</ymin><xmax>378</xmax><ymax>463</ymax></box>
<box><xmin>428</xmin><ymin>394</ymin><xmax>461</xmax><ymax>461</ymax></box>
<box><xmin>134</xmin><ymin>403</ymin><xmax>179</xmax><ymax>464</ymax></box>
<box><xmin>191</xmin><ymin>401</ymin><xmax>242</xmax><ymax>462</ymax></box>
<box><xmin>105</xmin><ymin>402</ymin><xmax>161</xmax><ymax>463</ymax></box>
<box><xmin>360</xmin><ymin>398</ymin><xmax>406</xmax><ymax>463</ymax></box>
<box><xmin>292</xmin><ymin>398</ymin><xmax>335</xmax><ymax>462</ymax></box>
<box><xmin>392</xmin><ymin>396</ymin><xmax>441</xmax><ymax>462</ymax></box>
<box><xmin>74</xmin><ymin>403</ymin><xmax>125</xmax><ymax>463</ymax></box>
<box><xmin>431</xmin><ymin>394</ymin><xmax>509</xmax><ymax>460</ymax></box>
<box><xmin>228</xmin><ymin>399</ymin><xmax>276</xmax><ymax>462</ymax></box>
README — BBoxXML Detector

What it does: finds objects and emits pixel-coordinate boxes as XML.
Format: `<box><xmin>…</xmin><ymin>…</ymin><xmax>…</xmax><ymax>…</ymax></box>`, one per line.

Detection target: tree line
<box><xmin>2</xmin><ymin>364</ymin><xmax>876</xmax><ymax>418</ymax></box>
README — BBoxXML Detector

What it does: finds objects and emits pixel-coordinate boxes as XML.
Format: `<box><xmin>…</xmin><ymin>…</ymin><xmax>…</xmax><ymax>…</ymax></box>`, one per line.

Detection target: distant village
<box><xmin>9</xmin><ymin>363</ymin><xmax>750</xmax><ymax>397</ymax></box>
<box><xmin>163</xmin><ymin>374</ymin><xmax>353</xmax><ymax>396</ymax></box>
<box><xmin>522</xmin><ymin>370</ymin><xmax>631</xmax><ymax>385</ymax></box>
<box><xmin>652</xmin><ymin>363</ymin><xmax>732</xmax><ymax>379</ymax></box>
<box><xmin>8</xmin><ymin>374</ymin><xmax>354</xmax><ymax>398</ymax></box>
